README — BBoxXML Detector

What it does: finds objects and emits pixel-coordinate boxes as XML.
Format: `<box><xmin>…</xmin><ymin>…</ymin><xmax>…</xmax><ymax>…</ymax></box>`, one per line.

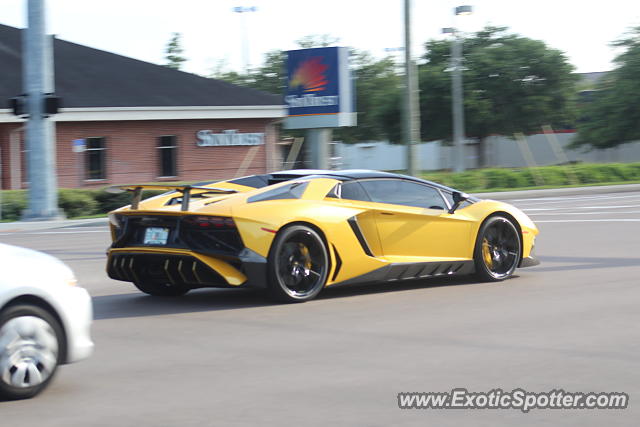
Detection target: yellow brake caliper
<box><xmin>482</xmin><ymin>238</ymin><xmax>493</xmax><ymax>269</ymax></box>
<box><xmin>298</xmin><ymin>243</ymin><xmax>312</xmax><ymax>270</ymax></box>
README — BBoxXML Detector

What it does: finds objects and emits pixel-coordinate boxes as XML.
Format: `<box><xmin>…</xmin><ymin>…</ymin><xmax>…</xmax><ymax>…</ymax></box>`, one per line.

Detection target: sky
<box><xmin>2</xmin><ymin>0</ymin><xmax>640</xmax><ymax>75</ymax></box>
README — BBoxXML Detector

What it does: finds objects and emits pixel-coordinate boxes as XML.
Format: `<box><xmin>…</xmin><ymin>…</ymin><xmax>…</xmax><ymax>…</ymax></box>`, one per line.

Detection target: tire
<box><xmin>473</xmin><ymin>216</ymin><xmax>521</xmax><ymax>282</ymax></box>
<box><xmin>0</xmin><ymin>304</ymin><xmax>65</xmax><ymax>400</ymax></box>
<box><xmin>133</xmin><ymin>281</ymin><xmax>190</xmax><ymax>297</ymax></box>
<box><xmin>267</xmin><ymin>225</ymin><xmax>329</xmax><ymax>303</ymax></box>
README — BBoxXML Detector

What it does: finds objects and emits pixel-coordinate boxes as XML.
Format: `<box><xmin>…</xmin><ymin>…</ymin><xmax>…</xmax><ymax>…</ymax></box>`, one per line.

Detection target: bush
<box><xmin>58</xmin><ymin>189</ymin><xmax>99</xmax><ymax>218</ymax></box>
<box><xmin>0</xmin><ymin>190</ymin><xmax>27</xmax><ymax>221</ymax></box>
<box><xmin>450</xmin><ymin>172</ymin><xmax>486</xmax><ymax>192</ymax></box>
<box><xmin>94</xmin><ymin>190</ymin><xmax>133</xmax><ymax>213</ymax></box>
<box><xmin>2</xmin><ymin>163</ymin><xmax>640</xmax><ymax>222</ymax></box>
<box><xmin>480</xmin><ymin>168</ymin><xmax>528</xmax><ymax>189</ymax></box>
<box><xmin>528</xmin><ymin>166</ymin><xmax>571</xmax><ymax>186</ymax></box>
<box><xmin>419</xmin><ymin>162</ymin><xmax>640</xmax><ymax>191</ymax></box>
<box><xmin>94</xmin><ymin>189</ymin><xmax>166</xmax><ymax>213</ymax></box>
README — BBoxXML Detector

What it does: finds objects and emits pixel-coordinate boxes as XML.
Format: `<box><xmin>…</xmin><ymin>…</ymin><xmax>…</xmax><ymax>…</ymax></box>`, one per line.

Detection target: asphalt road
<box><xmin>1</xmin><ymin>190</ymin><xmax>639</xmax><ymax>426</ymax></box>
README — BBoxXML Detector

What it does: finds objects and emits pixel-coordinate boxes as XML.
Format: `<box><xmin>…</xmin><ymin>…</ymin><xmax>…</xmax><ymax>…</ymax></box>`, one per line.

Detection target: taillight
<box><xmin>183</xmin><ymin>215</ymin><xmax>236</xmax><ymax>229</ymax></box>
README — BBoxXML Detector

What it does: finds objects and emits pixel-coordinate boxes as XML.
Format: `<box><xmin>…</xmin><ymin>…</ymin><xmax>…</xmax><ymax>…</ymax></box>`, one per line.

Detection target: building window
<box><xmin>158</xmin><ymin>135</ymin><xmax>178</xmax><ymax>177</ymax></box>
<box><xmin>85</xmin><ymin>137</ymin><xmax>106</xmax><ymax>180</ymax></box>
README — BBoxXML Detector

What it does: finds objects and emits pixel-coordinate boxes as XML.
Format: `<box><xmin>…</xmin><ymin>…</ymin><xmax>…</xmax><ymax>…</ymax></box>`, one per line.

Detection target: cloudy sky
<box><xmin>2</xmin><ymin>0</ymin><xmax>640</xmax><ymax>75</ymax></box>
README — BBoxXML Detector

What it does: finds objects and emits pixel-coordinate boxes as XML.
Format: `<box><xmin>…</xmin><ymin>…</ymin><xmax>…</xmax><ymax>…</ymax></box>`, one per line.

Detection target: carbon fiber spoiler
<box><xmin>106</xmin><ymin>184</ymin><xmax>237</xmax><ymax>211</ymax></box>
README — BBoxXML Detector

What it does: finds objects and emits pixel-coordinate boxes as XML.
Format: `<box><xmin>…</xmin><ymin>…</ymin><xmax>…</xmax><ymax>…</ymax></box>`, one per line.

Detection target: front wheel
<box><xmin>267</xmin><ymin>225</ymin><xmax>329</xmax><ymax>303</ymax></box>
<box><xmin>0</xmin><ymin>305</ymin><xmax>64</xmax><ymax>400</ymax></box>
<box><xmin>474</xmin><ymin>216</ymin><xmax>521</xmax><ymax>282</ymax></box>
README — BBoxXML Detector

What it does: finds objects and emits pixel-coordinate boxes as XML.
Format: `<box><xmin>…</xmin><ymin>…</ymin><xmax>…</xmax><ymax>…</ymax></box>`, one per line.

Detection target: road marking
<box><xmin>510</xmin><ymin>193</ymin><xmax>640</xmax><ymax>203</ymax></box>
<box><xmin>524</xmin><ymin>204</ymin><xmax>640</xmax><ymax>212</ymax></box>
<box><xmin>535</xmin><ymin>219</ymin><xmax>640</xmax><ymax>223</ymax></box>
<box><xmin>528</xmin><ymin>210</ymin><xmax>640</xmax><ymax>216</ymax></box>
<box><xmin>0</xmin><ymin>230</ymin><xmax>109</xmax><ymax>236</ymax></box>
<box><xmin>59</xmin><ymin>226</ymin><xmax>106</xmax><ymax>230</ymax></box>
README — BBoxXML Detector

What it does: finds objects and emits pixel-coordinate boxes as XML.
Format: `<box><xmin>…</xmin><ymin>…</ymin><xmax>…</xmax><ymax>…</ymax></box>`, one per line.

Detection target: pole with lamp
<box><xmin>443</xmin><ymin>5</ymin><xmax>472</xmax><ymax>173</ymax></box>
<box><xmin>403</xmin><ymin>0</ymin><xmax>420</xmax><ymax>177</ymax></box>
<box><xmin>233</xmin><ymin>6</ymin><xmax>257</xmax><ymax>75</ymax></box>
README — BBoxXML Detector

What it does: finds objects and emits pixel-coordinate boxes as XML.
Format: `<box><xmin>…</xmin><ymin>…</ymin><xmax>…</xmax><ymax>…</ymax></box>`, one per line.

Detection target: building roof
<box><xmin>0</xmin><ymin>23</ymin><xmax>281</xmax><ymax>109</ymax></box>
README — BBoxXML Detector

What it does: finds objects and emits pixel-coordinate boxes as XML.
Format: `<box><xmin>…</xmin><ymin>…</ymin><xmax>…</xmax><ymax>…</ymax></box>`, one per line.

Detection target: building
<box><xmin>0</xmin><ymin>24</ymin><xmax>285</xmax><ymax>190</ymax></box>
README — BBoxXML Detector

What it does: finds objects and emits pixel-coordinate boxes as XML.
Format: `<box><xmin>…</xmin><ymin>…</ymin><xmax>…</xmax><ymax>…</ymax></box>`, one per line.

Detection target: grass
<box><xmin>2</xmin><ymin>163</ymin><xmax>640</xmax><ymax>221</ymax></box>
<box><xmin>468</xmin><ymin>180</ymin><xmax>640</xmax><ymax>193</ymax></box>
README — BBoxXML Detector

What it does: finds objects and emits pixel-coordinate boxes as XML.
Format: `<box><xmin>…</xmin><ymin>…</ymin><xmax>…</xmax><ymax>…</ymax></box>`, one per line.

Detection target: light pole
<box><xmin>23</xmin><ymin>0</ymin><xmax>59</xmax><ymax>220</ymax></box>
<box><xmin>233</xmin><ymin>6</ymin><xmax>257</xmax><ymax>74</ymax></box>
<box><xmin>403</xmin><ymin>0</ymin><xmax>420</xmax><ymax>177</ymax></box>
<box><xmin>444</xmin><ymin>5</ymin><xmax>472</xmax><ymax>173</ymax></box>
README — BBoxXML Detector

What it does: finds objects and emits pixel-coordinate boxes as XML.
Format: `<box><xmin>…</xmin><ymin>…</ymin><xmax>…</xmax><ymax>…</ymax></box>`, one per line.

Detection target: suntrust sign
<box><xmin>196</xmin><ymin>130</ymin><xmax>264</xmax><ymax>146</ymax></box>
<box><xmin>284</xmin><ymin>47</ymin><xmax>356</xmax><ymax>129</ymax></box>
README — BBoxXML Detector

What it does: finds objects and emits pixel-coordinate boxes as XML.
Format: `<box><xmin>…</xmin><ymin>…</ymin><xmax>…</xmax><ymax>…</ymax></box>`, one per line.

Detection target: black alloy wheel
<box><xmin>474</xmin><ymin>216</ymin><xmax>521</xmax><ymax>281</ymax></box>
<box><xmin>267</xmin><ymin>225</ymin><xmax>329</xmax><ymax>303</ymax></box>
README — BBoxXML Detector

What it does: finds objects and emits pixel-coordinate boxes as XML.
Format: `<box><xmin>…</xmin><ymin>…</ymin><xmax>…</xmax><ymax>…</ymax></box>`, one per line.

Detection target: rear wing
<box><xmin>106</xmin><ymin>184</ymin><xmax>237</xmax><ymax>211</ymax></box>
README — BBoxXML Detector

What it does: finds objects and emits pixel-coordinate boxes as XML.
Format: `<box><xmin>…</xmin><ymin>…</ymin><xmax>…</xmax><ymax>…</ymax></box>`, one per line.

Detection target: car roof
<box><xmin>262</xmin><ymin>169</ymin><xmax>466</xmax><ymax>195</ymax></box>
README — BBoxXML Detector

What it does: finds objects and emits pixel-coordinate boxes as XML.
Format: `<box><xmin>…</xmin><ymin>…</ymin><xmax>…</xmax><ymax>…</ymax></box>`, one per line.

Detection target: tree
<box><xmin>335</xmin><ymin>52</ymin><xmax>402</xmax><ymax>143</ymax></box>
<box><xmin>572</xmin><ymin>27</ymin><xmax>640</xmax><ymax>149</ymax></box>
<box><xmin>165</xmin><ymin>32</ymin><xmax>186</xmax><ymax>70</ymax></box>
<box><xmin>419</xmin><ymin>26</ymin><xmax>578</xmax><ymax>166</ymax></box>
<box><xmin>210</xmin><ymin>50</ymin><xmax>284</xmax><ymax>95</ymax></box>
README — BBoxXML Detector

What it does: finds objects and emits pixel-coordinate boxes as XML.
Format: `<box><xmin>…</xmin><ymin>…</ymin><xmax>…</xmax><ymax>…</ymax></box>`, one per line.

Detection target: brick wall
<box><xmin>1</xmin><ymin>118</ymin><xmax>280</xmax><ymax>189</ymax></box>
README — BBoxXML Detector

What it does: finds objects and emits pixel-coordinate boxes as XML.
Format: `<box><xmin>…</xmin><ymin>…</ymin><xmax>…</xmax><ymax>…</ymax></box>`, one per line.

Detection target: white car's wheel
<box><xmin>0</xmin><ymin>305</ymin><xmax>64</xmax><ymax>400</ymax></box>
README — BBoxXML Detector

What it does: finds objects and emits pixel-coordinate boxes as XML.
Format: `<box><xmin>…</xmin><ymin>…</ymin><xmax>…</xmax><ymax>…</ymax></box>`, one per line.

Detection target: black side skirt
<box><xmin>332</xmin><ymin>260</ymin><xmax>475</xmax><ymax>287</ymax></box>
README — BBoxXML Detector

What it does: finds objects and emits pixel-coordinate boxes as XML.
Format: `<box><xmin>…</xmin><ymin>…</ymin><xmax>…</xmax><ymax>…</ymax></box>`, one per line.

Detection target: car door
<box><xmin>355</xmin><ymin>179</ymin><xmax>474</xmax><ymax>260</ymax></box>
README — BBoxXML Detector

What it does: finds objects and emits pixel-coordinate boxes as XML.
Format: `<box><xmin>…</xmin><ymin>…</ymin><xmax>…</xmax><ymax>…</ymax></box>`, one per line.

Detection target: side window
<box><xmin>340</xmin><ymin>181</ymin><xmax>371</xmax><ymax>202</ymax></box>
<box><xmin>359</xmin><ymin>179</ymin><xmax>447</xmax><ymax>210</ymax></box>
<box><xmin>247</xmin><ymin>181</ymin><xmax>309</xmax><ymax>203</ymax></box>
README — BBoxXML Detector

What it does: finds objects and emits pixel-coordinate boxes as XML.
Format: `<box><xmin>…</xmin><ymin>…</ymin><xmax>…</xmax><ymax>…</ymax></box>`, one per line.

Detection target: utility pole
<box><xmin>403</xmin><ymin>0</ymin><xmax>420</xmax><ymax>176</ymax></box>
<box><xmin>22</xmin><ymin>0</ymin><xmax>59</xmax><ymax>220</ymax></box>
<box><xmin>451</xmin><ymin>31</ymin><xmax>466</xmax><ymax>172</ymax></box>
<box><xmin>233</xmin><ymin>6</ymin><xmax>256</xmax><ymax>74</ymax></box>
<box><xmin>446</xmin><ymin>5</ymin><xmax>473</xmax><ymax>172</ymax></box>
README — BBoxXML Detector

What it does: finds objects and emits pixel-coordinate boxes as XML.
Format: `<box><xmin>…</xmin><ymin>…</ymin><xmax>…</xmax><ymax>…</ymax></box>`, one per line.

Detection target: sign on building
<box><xmin>284</xmin><ymin>47</ymin><xmax>356</xmax><ymax>129</ymax></box>
<box><xmin>196</xmin><ymin>130</ymin><xmax>264</xmax><ymax>146</ymax></box>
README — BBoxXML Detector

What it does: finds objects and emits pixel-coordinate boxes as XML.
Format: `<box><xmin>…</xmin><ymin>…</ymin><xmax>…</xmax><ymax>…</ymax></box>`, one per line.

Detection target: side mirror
<box><xmin>448</xmin><ymin>191</ymin><xmax>469</xmax><ymax>214</ymax></box>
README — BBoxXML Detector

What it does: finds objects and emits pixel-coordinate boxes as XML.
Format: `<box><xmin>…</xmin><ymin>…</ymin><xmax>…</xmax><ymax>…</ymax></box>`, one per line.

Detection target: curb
<box><xmin>0</xmin><ymin>217</ymin><xmax>108</xmax><ymax>233</ymax></box>
<box><xmin>472</xmin><ymin>183</ymin><xmax>640</xmax><ymax>201</ymax></box>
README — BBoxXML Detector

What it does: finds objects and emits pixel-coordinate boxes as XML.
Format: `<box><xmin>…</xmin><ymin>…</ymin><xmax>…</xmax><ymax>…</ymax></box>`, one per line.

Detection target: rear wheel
<box><xmin>133</xmin><ymin>281</ymin><xmax>190</xmax><ymax>297</ymax></box>
<box><xmin>474</xmin><ymin>216</ymin><xmax>521</xmax><ymax>282</ymax></box>
<box><xmin>267</xmin><ymin>225</ymin><xmax>329</xmax><ymax>303</ymax></box>
<box><xmin>0</xmin><ymin>304</ymin><xmax>64</xmax><ymax>400</ymax></box>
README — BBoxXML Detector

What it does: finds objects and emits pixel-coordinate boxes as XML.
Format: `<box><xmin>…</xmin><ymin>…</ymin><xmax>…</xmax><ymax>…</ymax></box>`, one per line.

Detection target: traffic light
<box><xmin>7</xmin><ymin>94</ymin><xmax>62</xmax><ymax>117</ymax></box>
<box><xmin>44</xmin><ymin>93</ymin><xmax>61</xmax><ymax>115</ymax></box>
<box><xmin>8</xmin><ymin>96</ymin><xmax>25</xmax><ymax>116</ymax></box>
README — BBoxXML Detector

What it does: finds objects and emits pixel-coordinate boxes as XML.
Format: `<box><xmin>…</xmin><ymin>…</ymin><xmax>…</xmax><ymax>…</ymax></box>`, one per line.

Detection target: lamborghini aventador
<box><xmin>106</xmin><ymin>170</ymin><xmax>539</xmax><ymax>302</ymax></box>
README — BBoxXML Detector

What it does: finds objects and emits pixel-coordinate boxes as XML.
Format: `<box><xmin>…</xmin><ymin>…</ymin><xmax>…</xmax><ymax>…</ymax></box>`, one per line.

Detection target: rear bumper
<box><xmin>107</xmin><ymin>248</ymin><xmax>268</xmax><ymax>289</ymax></box>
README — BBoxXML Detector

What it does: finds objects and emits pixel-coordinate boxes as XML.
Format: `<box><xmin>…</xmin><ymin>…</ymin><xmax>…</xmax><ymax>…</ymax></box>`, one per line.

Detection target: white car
<box><xmin>0</xmin><ymin>243</ymin><xmax>93</xmax><ymax>400</ymax></box>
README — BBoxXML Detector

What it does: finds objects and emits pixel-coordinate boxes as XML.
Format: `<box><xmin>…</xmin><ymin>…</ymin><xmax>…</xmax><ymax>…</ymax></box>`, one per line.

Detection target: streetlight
<box><xmin>404</xmin><ymin>0</ymin><xmax>420</xmax><ymax>177</ymax></box>
<box><xmin>233</xmin><ymin>6</ymin><xmax>257</xmax><ymax>74</ymax></box>
<box><xmin>443</xmin><ymin>5</ymin><xmax>472</xmax><ymax>172</ymax></box>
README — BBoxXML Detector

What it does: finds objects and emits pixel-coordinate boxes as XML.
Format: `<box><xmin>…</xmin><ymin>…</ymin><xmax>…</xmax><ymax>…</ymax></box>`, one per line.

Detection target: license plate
<box><xmin>144</xmin><ymin>227</ymin><xmax>169</xmax><ymax>245</ymax></box>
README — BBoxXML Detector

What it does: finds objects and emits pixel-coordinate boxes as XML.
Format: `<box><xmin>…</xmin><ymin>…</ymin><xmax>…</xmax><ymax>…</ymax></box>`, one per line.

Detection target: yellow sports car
<box><xmin>106</xmin><ymin>170</ymin><xmax>539</xmax><ymax>302</ymax></box>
